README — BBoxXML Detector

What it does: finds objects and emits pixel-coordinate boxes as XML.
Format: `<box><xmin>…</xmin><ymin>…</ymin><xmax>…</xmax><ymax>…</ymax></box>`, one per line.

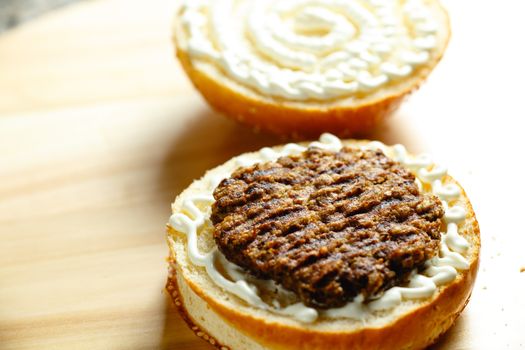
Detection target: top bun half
<box><xmin>172</xmin><ymin>0</ymin><xmax>450</xmax><ymax>138</ymax></box>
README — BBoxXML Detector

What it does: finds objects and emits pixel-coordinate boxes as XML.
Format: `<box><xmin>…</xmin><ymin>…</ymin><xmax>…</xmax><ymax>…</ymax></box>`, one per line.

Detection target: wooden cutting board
<box><xmin>0</xmin><ymin>0</ymin><xmax>524</xmax><ymax>349</ymax></box>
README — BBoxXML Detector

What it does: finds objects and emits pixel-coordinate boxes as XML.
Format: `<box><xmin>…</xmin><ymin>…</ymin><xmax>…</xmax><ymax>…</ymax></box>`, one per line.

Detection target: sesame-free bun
<box><xmin>172</xmin><ymin>1</ymin><xmax>450</xmax><ymax>138</ymax></box>
<box><xmin>166</xmin><ymin>139</ymin><xmax>480</xmax><ymax>350</ymax></box>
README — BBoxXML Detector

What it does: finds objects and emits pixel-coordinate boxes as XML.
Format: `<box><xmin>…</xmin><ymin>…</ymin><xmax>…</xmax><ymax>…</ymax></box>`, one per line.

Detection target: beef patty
<box><xmin>211</xmin><ymin>147</ymin><xmax>444</xmax><ymax>309</ymax></box>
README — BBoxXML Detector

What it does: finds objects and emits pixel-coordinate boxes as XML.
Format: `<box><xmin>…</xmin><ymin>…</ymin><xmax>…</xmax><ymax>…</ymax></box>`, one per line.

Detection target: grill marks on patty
<box><xmin>211</xmin><ymin>147</ymin><xmax>444</xmax><ymax>308</ymax></box>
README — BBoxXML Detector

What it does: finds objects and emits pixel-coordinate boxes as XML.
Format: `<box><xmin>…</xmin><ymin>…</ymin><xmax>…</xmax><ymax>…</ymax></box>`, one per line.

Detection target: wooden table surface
<box><xmin>0</xmin><ymin>0</ymin><xmax>524</xmax><ymax>349</ymax></box>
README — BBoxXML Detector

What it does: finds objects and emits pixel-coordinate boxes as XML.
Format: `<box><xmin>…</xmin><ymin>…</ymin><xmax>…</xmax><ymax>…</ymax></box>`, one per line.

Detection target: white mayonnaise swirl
<box><xmin>178</xmin><ymin>0</ymin><xmax>441</xmax><ymax>100</ymax></box>
<box><xmin>168</xmin><ymin>134</ymin><xmax>471</xmax><ymax>323</ymax></box>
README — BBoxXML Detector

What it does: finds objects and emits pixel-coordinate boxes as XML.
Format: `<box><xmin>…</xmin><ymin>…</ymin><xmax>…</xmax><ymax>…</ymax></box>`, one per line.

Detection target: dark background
<box><xmin>0</xmin><ymin>0</ymin><xmax>81</xmax><ymax>32</ymax></box>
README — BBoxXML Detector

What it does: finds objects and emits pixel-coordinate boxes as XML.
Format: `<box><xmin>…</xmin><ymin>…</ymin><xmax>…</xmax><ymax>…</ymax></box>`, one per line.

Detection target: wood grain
<box><xmin>0</xmin><ymin>0</ymin><xmax>524</xmax><ymax>349</ymax></box>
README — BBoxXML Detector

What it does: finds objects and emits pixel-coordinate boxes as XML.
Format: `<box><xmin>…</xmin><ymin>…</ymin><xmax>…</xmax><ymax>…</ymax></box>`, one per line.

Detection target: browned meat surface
<box><xmin>211</xmin><ymin>147</ymin><xmax>444</xmax><ymax>308</ymax></box>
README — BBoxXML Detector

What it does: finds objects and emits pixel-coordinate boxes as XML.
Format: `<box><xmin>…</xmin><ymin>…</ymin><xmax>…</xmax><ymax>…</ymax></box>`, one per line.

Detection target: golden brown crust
<box><xmin>167</xmin><ymin>178</ymin><xmax>479</xmax><ymax>350</ymax></box>
<box><xmin>175</xmin><ymin>45</ymin><xmax>406</xmax><ymax>139</ymax></box>
<box><xmin>172</xmin><ymin>2</ymin><xmax>451</xmax><ymax>139</ymax></box>
<box><xmin>166</xmin><ymin>261</ymin><xmax>230</xmax><ymax>350</ymax></box>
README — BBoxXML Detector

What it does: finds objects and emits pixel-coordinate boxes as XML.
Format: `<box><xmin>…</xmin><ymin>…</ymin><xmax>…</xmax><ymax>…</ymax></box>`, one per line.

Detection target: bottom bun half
<box><xmin>166</xmin><ymin>140</ymin><xmax>480</xmax><ymax>350</ymax></box>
